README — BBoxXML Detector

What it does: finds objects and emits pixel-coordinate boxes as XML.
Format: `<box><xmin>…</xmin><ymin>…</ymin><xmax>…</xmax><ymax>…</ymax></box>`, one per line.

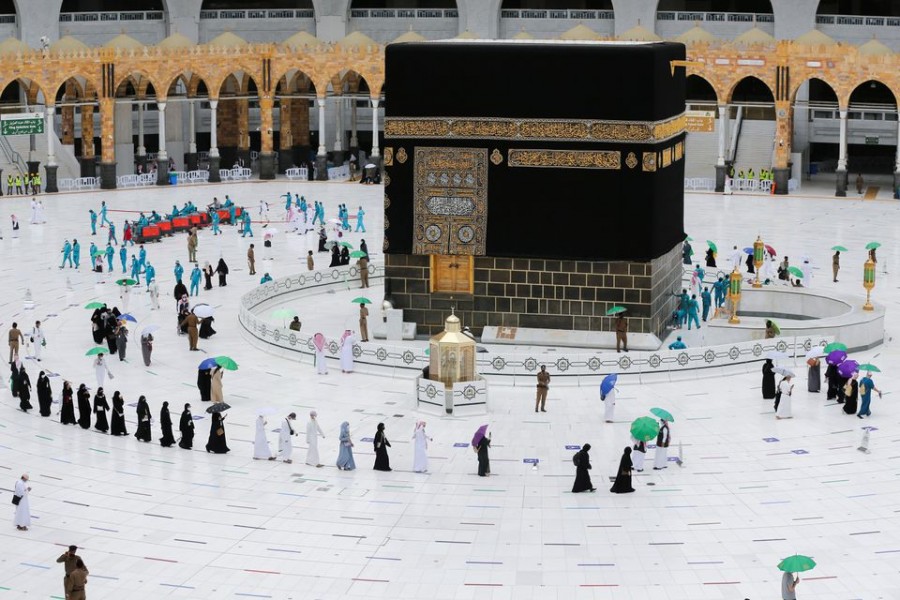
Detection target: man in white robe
<box><xmin>30</xmin><ymin>321</ymin><xmax>45</xmax><ymax>362</ymax></box>
<box><xmin>279</xmin><ymin>412</ymin><xmax>297</xmax><ymax>463</ymax></box>
<box><xmin>412</xmin><ymin>421</ymin><xmax>431</xmax><ymax>473</ymax></box>
<box><xmin>729</xmin><ymin>246</ymin><xmax>743</xmax><ymax>271</ymax></box>
<box><xmin>603</xmin><ymin>388</ymin><xmax>616</xmax><ymax>423</ymax></box>
<box><xmin>653</xmin><ymin>420</ymin><xmax>670</xmax><ymax>470</ymax></box>
<box><xmin>253</xmin><ymin>415</ymin><xmax>275</xmax><ymax>460</ymax></box>
<box><xmin>339</xmin><ymin>330</ymin><xmax>355</xmax><ymax>373</ymax></box>
<box><xmin>306</xmin><ymin>411</ymin><xmax>325</xmax><ymax>467</ymax></box>
<box><xmin>314</xmin><ymin>333</ymin><xmax>328</xmax><ymax>375</ymax></box>
<box><xmin>14</xmin><ymin>474</ymin><xmax>31</xmax><ymax>530</ymax></box>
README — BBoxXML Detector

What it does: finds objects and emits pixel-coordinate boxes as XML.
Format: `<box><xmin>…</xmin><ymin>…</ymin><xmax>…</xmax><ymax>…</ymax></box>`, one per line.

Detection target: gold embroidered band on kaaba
<box><xmin>385</xmin><ymin>114</ymin><xmax>686</xmax><ymax>144</ymax></box>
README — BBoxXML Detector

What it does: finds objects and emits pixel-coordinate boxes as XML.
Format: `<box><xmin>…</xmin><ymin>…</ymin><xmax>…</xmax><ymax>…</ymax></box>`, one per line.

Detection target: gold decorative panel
<box><xmin>413</xmin><ymin>147</ymin><xmax>488</xmax><ymax>256</ymax></box>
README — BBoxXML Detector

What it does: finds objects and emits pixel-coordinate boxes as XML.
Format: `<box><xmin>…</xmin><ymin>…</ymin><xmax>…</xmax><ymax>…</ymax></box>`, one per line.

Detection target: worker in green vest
<box><xmin>6</xmin><ymin>174</ymin><xmax>12</xmax><ymax>195</ymax></box>
<box><xmin>33</xmin><ymin>173</ymin><xmax>41</xmax><ymax>194</ymax></box>
<box><xmin>14</xmin><ymin>174</ymin><xmax>22</xmax><ymax>195</ymax></box>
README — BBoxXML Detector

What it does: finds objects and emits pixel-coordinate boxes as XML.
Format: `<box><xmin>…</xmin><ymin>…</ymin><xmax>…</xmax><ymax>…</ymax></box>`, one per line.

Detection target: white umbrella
<box><xmin>766</xmin><ymin>351</ymin><xmax>789</xmax><ymax>361</ymax></box>
<box><xmin>264</xmin><ymin>228</ymin><xmax>279</xmax><ymax>235</ymax></box>
<box><xmin>805</xmin><ymin>347</ymin><xmax>826</xmax><ymax>360</ymax></box>
<box><xmin>773</xmin><ymin>367</ymin><xmax>795</xmax><ymax>377</ymax></box>
<box><xmin>193</xmin><ymin>305</ymin><xmax>215</xmax><ymax>318</ymax></box>
<box><xmin>256</xmin><ymin>407</ymin><xmax>277</xmax><ymax>416</ymax></box>
<box><xmin>364</xmin><ymin>163</ymin><xmax>377</xmax><ymax>169</ymax></box>
<box><xmin>140</xmin><ymin>324</ymin><xmax>160</xmax><ymax>338</ymax></box>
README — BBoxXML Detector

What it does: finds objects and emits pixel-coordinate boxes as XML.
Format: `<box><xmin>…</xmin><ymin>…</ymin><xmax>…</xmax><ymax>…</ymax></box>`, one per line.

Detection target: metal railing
<box><xmin>350</xmin><ymin>8</ymin><xmax>458</xmax><ymax>18</ymax></box>
<box><xmin>816</xmin><ymin>14</ymin><xmax>900</xmax><ymax>26</ymax></box>
<box><xmin>500</xmin><ymin>8</ymin><xmax>613</xmax><ymax>19</ymax></box>
<box><xmin>656</xmin><ymin>11</ymin><xmax>773</xmax><ymax>23</ymax></box>
<box><xmin>59</xmin><ymin>11</ymin><xmax>163</xmax><ymax>22</ymax></box>
<box><xmin>0</xmin><ymin>135</ymin><xmax>28</xmax><ymax>176</ymax></box>
<box><xmin>199</xmin><ymin>9</ymin><xmax>314</xmax><ymax>19</ymax></box>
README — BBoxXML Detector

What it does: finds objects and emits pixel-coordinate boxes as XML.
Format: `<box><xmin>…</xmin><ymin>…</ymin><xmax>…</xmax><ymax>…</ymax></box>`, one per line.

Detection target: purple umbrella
<box><xmin>826</xmin><ymin>350</ymin><xmax>847</xmax><ymax>366</ymax></box>
<box><xmin>472</xmin><ymin>424</ymin><xmax>489</xmax><ymax>448</ymax></box>
<box><xmin>838</xmin><ymin>359</ymin><xmax>859</xmax><ymax>378</ymax></box>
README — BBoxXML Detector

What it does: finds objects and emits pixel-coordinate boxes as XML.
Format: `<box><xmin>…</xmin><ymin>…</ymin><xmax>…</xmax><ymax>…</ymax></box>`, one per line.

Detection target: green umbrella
<box><xmin>85</xmin><ymin>347</ymin><xmax>108</xmax><ymax>356</ymax></box>
<box><xmin>349</xmin><ymin>250</ymin><xmax>367</xmax><ymax>259</ymax></box>
<box><xmin>351</xmin><ymin>297</ymin><xmax>372</xmax><ymax>305</ymax></box>
<box><xmin>866</xmin><ymin>241</ymin><xmax>881</xmax><ymax>250</ymax></box>
<box><xmin>339</xmin><ymin>242</ymin><xmax>354</xmax><ymax>249</ymax></box>
<box><xmin>857</xmin><ymin>363</ymin><xmax>881</xmax><ymax>373</ymax></box>
<box><xmin>650</xmin><ymin>407</ymin><xmax>674</xmax><ymax>422</ymax></box>
<box><xmin>424</xmin><ymin>347</ymin><xmax>430</xmax><ymax>356</ymax></box>
<box><xmin>706</xmin><ymin>240</ymin><xmax>717</xmax><ymax>253</ymax></box>
<box><xmin>824</xmin><ymin>342</ymin><xmax>847</xmax><ymax>353</ymax></box>
<box><xmin>768</xmin><ymin>320</ymin><xmax>781</xmax><ymax>335</ymax></box>
<box><xmin>778</xmin><ymin>554</ymin><xmax>816</xmax><ymax>573</ymax></box>
<box><xmin>685</xmin><ymin>236</ymin><xmax>693</xmax><ymax>242</ymax></box>
<box><xmin>606</xmin><ymin>306</ymin><xmax>627</xmax><ymax>316</ymax></box>
<box><xmin>787</xmin><ymin>266</ymin><xmax>804</xmax><ymax>278</ymax></box>
<box><xmin>84</xmin><ymin>302</ymin><xmax>104</xmax><ymax>310</ymax></box>
<box><xmin>630</xmin><ymin>417</ymin><xmax>659</xmax><ymax>442</ymax></box>
<box><xmin>272</xmin><ymin>308</ymin><xmax>295</xmax><ymax>320</ymax></box>
<box><xmin>91</xmin><ymin>250</ymin><xmax>105</xmax><ymax>258</ymax></box>
<box><xmin>116</xmin><ymin>278</ymin><xmax>137</xmax><ymax>286</ymax></box>
<box><xmin>214</xmin><ymin>356</ymin><xmax>239</xmax><ymax>371</ymax></box>
<box><xmin>831</xmin><ymin>245</ymin><xmax>848</xmax><ymax>252</ymax></box>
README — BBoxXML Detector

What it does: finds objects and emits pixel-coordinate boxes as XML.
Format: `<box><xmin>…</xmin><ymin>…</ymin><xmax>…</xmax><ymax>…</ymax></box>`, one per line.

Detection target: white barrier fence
<box><xmin>219</xmin><ymin>167</ymin><xmax>252</xmax><ymax>181</ymax></box>
<box><xmin>238</xmin><ymin>268</ymin><xmax>833</xmax><ymax>385</ymax></box>
<box><xmin>286</xmin><ymin>167</ymin><xmax>309</xmax><ymax>180</ymax></box>
<box><xmin>59</xmin><ymin>177</ymin><xmax>99</xmax><ymax>191</ymax></box>
<box><xmin>684</xmin><ymin>177</ymin><xmax>715</xmax><ymax>190</ymax></box>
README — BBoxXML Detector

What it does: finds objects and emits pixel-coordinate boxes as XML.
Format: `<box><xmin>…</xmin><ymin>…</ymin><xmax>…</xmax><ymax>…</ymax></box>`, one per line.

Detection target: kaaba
<box><xmin>383</xmin><ymin>40</ymin><xmax>687</xmax><ymax>339</ymax></box>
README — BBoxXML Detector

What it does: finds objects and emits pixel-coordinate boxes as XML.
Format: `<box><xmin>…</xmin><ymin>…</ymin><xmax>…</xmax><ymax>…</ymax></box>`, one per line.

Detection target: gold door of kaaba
<box><xmin>430</xmin><ymin>255</ymin><xmax>474</xmax><ymax>294</ymax></box>
<box><xmin>413</xmin><ymin>147</ymin><xmax>488</xmax><ymax>256</ymax></box>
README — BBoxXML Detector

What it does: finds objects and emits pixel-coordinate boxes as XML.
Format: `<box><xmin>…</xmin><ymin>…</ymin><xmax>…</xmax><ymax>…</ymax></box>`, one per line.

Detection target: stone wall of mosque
<box><xmin>385</xmin><ymin>244</ymin><xmax>682</xmax><ymax>338</ymax></box>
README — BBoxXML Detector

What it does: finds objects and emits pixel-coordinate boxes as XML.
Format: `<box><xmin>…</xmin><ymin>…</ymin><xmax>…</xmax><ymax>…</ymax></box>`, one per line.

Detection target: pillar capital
<box><xmin>209</xmin><ymin>99</ymin><xmax>219</xmax><ymax>110</ymax></box>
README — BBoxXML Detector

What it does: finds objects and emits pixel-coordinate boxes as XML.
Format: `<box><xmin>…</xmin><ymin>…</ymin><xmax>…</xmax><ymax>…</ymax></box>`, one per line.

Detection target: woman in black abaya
<box><xmin>197</xmin><ymin>368</ymin><xmax>212</xmax><ymax>402</ymax></box>
<box><xmin>60</xmin><ymin>381</ymin><xmax>76</xmax><ymax>425</ymax></box>
<box><xmin>373</xmin><ymin>423</ymin><xmax>392</xmax><ymax>471</ymax></box>
<box><xmin>110</xmin><ymin>391</ymin><xmax>128</xmax><ymax>436</ymax></box>
<box><xmin>572</xmin><ymin>444</ymin><xmax>595</xmax><ymax>493</ymax></box>
<box><xmin>610</xmin><ymin>447</ymin><xmax>635</xmax><ymax>494</ymax></box>
<box><xmin>77</xmin><ymin>384</ymin><xmax>92</xmax><ymax>429</ymax></box>
<box><xmin>206</xmin><ymin>411</ymin><xmax>230</xmax><ymax>454</ymax></box>
<box><xmin>134</xmin><ymin>396</ymin><xmax>152</xmax><ymax>442</ymax></box>
<box><xmin>36</xmin><ymin>371</ymin><xmax>52</xmax><ymax>417</ymax></box>
<box><xmin>761</xmin><ymin>359</ymin><xmax>776</xmax><ymax>400</ymax></box>
<box><xmin>17</xmin><ymin>366</ymin><xmax>32</xmax><ymax>412</ymax></box>
<box><xmin>94</xmin><ymin>388</ymin><xmax>110</xmax><ymax>432</ymax></box>
<box><xmin>159</xmin><ymin>401</ymin><xmax>176</xmax><ymax>447</ymax></box>
<box><xmin>178</xmin><ymin>404</ymin><xmax>194</xmax><ymax>449</ymax></box>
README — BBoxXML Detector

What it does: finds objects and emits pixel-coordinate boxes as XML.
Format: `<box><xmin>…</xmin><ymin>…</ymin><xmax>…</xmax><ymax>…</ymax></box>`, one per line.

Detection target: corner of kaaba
<box><xmin>383</xmin><ymin>40</ymin><xmax>687</xmax><ymax>340</ymax></box>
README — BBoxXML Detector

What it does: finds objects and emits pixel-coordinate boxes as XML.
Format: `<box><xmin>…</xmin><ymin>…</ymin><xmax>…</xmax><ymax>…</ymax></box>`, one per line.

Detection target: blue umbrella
<box><xmin>743</xmin><ymin>247</ymin><xmax>753</xmax><ymax>254</ymax></box>
<box><xmin>198</xmin><ymin>357</ymin><xmax>218</xmax><ymax>370</ymax></box>
<box><xmin>119</xmin><ymin>314</ymin><xmax>138</xmax><ymax>323</ymax></box>
<box><xmin>600</xmin><ymin>373</ymin><xmax>618</xmax><ymax>396</ymax></box>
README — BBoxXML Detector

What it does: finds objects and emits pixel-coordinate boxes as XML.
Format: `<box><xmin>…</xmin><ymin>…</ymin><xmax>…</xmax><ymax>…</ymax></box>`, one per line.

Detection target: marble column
<box><xmin>349</xmin><ymin>96</ymin><xmax>358</xmax><ymax>159</ymax></box>
<box><xmin>156</xmin><ymin>102</ymin><xmax>169</xmax><ymax>185</ymax></box>
<box><xmin>44</xmin><ymin>105</ymin><xmax>58</xmax><ymax>193</ymax></box>
<box><xmin>333</xmin><ymin>96</ymin><xmax>344</xmax><ymax>165</ymax></box>
<box><xmin>714</xmin><ymin>104</ymin><xmax>728</xmax><ymax>192</ymax></box>
<box><xmin>371</xmin><ymin>98</ymin><xmax>380</xmax><ymax>167</ymax></box>
<box><xmin>836</xmin><ymin>109</ymin><xmax>848</xmax><ymax>197</ymax></box>
<box><xmin>208</xmin><ymin>99</ymin><xmax>221</xmax><ymax>182</ymax></box>
<box><xmin>315</xmin><ymin>97</ymin><xmax>327</xmax><ymax>180</ymax></box>
<box><xmin>185</xmin><ymin>100</ymin><xmax>198</xmax><ymax>171</ymax></box>
<box><xmin>278</xmin><ymin>98</ymin><xmax>293</xmax><ymax>173</ymax></box>
<box><xmin>98</xmin><ymin>97</ymin><xmax>116</xmax><ymax>189</ymax></box>
<box><xmin>80</xmin><ymin>104</ymin><xmax>95</xmax><ymax>178</ymax></box>
<box><xmin>894</xmin><ymin>118</ymin><xmax>900</xmax><ymax>199</ymax></box>
<box><xmin>136</xmin><ymin>101</ymin><xmax>147</xmax><ymax>172</ymax></box>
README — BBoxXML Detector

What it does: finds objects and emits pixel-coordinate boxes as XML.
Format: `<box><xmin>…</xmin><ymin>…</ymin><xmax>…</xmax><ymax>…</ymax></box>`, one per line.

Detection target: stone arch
<box><xmin>846</xmin><ymin>78</ymin><xmax>898</xmax><ymax>110</ymax></box>
<box><xmin>114</xmin><ymin>71</ymin><xmax>159</xmax><ymax>100</ymax></box>
<box><xmin>49</xmin><ymin>71</ymin><xmax>100</xmax><ymax>104</ymax></box>
<box><xmin>275</xmin><ymin>69</ymin><xmax>317</xmax><ymax>96</ymax></box>
<box><xmin>327</xmin><ymin>67</ymin><xmax>378</xmax><ymax>99</ymax></box>
<box><xmin>686</xmin><ymin>74</ymin><xmax>718</xmax><ymax>104</ymax></box>
<box><xmin>790</xmin><ymin>75</ymin><xmax>841</xmax><ymax>106</ymax></box>
<box><xmin>0</xmin><ymin>78</ymin><xmax>48</xmax><ymax>107</ymax></box>
<box><xmin>726</xmin><ymin>75</ymin><xmax>775</xmax><ymax>104</ymax></box>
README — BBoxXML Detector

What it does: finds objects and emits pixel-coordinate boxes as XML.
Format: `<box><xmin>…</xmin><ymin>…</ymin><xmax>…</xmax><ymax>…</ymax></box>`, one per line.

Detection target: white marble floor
<box><xmin>2</xmin><ymin>182</ymin><xmax>900</xmax><ymax>599</ymax></box>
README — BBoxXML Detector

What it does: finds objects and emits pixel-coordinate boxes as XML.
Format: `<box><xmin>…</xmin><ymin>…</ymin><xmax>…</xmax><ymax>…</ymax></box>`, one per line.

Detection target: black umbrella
<box><xmin>206</xmin><ymin>403</ymin><xmax>231</xmax><ymax>414</ymax></box>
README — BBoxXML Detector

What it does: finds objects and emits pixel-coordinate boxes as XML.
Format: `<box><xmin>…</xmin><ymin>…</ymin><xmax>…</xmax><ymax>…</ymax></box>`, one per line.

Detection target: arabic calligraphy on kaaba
<box><xmin>508</xmin><ymin>149</ymin><xmax>621</xmax><ymax>170</ymax></box>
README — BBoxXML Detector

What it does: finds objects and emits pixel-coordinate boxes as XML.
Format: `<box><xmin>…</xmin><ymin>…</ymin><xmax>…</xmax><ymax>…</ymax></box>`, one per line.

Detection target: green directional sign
<box><xmin>1</xmin><ymin>112</ymin><xmax>44</xmax><ymax>136</ymax></box>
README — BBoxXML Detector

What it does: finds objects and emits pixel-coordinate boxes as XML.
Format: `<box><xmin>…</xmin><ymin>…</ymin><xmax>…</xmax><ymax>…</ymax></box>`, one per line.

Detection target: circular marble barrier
<box><xmin>237</xmin><ymin>269</ymin><xmax>886</xmax><ymax>386</ymax></box>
